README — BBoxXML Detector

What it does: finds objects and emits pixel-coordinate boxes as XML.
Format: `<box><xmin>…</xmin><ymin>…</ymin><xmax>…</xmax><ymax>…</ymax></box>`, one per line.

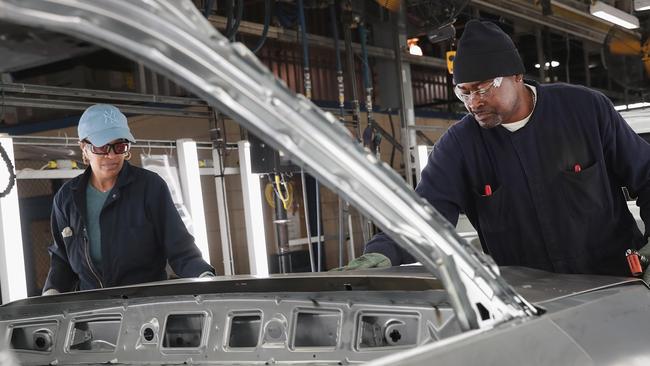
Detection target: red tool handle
<box><xmin>627</xmin><ymin>250</ymin><xmax>643</xmax><ymax>276</ymax></box>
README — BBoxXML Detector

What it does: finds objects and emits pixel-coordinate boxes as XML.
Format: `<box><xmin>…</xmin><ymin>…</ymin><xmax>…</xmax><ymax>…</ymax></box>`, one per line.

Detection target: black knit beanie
<box><xmin>453</xmin><ymin>20</ymin><xmax>525</xmax><ymax>84</ymax></box>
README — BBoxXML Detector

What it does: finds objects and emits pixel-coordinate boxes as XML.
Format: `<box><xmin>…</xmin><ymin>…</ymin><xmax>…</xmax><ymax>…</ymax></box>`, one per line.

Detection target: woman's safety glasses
<box><xmin>454</xmin><ymin>77</ymin><xmax>503</xmax><ymax>103</ymax></box>
<box><xmin>84</xmin><ymin>140</ymin><xmax>131</xmax><ymax>155</ymax></box>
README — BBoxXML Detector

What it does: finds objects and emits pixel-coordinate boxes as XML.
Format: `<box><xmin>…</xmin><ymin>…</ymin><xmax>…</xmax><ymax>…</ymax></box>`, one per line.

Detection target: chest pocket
<box><xmin>560</xmin><ymin>161</ymin><xmax>607</xmax><ymax>216</ymax></box>
<box><xmin>474</xmin><ymin>185</ymin><xmax>510</xmax><ymax>232</ymax></box>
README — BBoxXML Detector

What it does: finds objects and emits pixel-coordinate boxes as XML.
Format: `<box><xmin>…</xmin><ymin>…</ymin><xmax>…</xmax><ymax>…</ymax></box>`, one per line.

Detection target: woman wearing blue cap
<box><xmin>356</xmin><ymin>20</ymin><xmax>650</xmax><ymax>279</ymax></box>
<box><xmin>42</xmin><ymin>104</ymin><xmax>215</xmax><ymax>294</ymax></box>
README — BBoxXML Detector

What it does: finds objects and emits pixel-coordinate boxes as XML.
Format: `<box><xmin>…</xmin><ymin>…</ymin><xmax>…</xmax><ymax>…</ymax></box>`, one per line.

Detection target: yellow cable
<box><xmin>275</xmin><ymin>174</ymin><xmax>290</xmax><ymax>210</ymax></box>
<box><xmin>264</xmin><ymin>175</ymin><xmax>294</xmax><ymax>212</ymax></box>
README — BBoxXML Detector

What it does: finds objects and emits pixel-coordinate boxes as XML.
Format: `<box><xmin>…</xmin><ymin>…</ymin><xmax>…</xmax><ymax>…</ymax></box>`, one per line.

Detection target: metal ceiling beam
<box><xmin>208</xmin><ymin>15</ymin><xmax>447</xmax><ymax>70</ymax></box>
<box><xmin>1</xmin><ymin>96</ymin><xmax>210</xmax><ymax>118</ymax></box>
<box><xmin>0</xmin><ymin>83</ymin><xmax>205</xmax><ymax>105</ymax></box>
<box><xmin>471</xmin><ymin>0</ymin><xmax>640</xmax><ymax>44</ymax></box>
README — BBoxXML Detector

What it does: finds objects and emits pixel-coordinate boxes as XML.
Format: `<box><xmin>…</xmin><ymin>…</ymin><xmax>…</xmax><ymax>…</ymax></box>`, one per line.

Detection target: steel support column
<box><xmin>394</xmin><ymin>2</ymin><xmax>416</xmax><ymax>187</ymax></box>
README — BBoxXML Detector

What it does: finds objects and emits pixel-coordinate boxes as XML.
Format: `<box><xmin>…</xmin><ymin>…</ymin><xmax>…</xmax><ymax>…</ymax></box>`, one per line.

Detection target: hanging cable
<box><xmin>297</xmin><ymin>0</ymin><xmax>312</xmax><ymax>100</ymax></box>
<box><xmin>0</xmin><ymin>89</ymin><xmax>13</xmax><ymax>198</ymax></box>
<box><xmin>329</xmin><ymin>1</ymin><xmax>345</xmax><ymax>118</ymax></box>
<box><xmin>252</xmin><ymin>0</ymin><xmax>272</xmax><ymax>53</ymax></box>
<box><xmin>359</xmin><ymin>21</ymin><xmax>381</xmax><ymax>159</ymax></box>
<box><xmin>343</xmin><ymin>13</ymin><xmax>361</xmax><ymax>140</ymax></box>
<box><xmin>202</xmin><ymin>0</ymin><xmax>215</xmax><ymax>18</ymax></box>
<box><xmin>224</xmin><ymin>0</ymin><xmax>234</xmax><ymax>37</ymax></box>
<box><xmin>228</xmin><ymin>0</ymin><xmax>244</xmax><ymax>41</ymax></box>
<box><xmin>0</xmin><ymin>142</ymin><xmax>16</xmax><ymax>198</ymax></box>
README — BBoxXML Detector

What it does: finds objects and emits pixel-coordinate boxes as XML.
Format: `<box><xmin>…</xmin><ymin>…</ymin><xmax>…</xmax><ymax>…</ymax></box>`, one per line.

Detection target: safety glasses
<box><xmin>454</xmin><ymin>77</ymin><xmax>503</xmax><ymax>103</ymax></box>
<box><xmin>84</xmin><ymin>140</ymin><xmax>131</xmax><ymax>155</ymax></box>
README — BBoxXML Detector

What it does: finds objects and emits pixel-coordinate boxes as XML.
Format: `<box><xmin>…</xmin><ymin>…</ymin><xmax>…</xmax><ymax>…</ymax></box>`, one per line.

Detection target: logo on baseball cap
<box><xmin>77</xmin><ymin>104</ymin><xmax>136</xmax><ymax>146</ymax></box>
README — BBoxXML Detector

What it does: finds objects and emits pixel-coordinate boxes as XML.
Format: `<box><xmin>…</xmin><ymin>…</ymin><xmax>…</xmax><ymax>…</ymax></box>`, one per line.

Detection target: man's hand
<box><xmin>330</xmin><ymin>253</ymin><xmax>391</xmax><ymax>271</ymax></box>
<box><xmin>638</xmin><ymin>240</ymin><xmax>650</xmax><ymax>282</ymax></box>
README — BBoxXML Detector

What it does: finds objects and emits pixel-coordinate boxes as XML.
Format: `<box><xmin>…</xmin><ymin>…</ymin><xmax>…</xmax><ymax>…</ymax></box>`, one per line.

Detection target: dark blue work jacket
<box><xmin>44</xmin><ymin>162</ymin><xmax>214</xmax><ymax>292</ymax></box>
<box><xmin>366</xmin><ymin>81</ymin><xmax>650</xmax><ymax>276</ymax></box>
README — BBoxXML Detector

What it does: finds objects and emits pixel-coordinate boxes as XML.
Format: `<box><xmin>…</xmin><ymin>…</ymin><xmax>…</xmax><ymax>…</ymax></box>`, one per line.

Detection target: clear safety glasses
<box><xmin>454</xmin><ymin>76</ymin><xmax>503</xmax><ymax>103</ymax></box>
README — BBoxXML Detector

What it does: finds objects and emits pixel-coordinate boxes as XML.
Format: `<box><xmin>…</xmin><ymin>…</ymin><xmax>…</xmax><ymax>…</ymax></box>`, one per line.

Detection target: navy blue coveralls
<box><xmin>366</xmin><ymin>81</ymin><xmax>650</xmax><ymax>276</ymax></box>
<box><xmin>44</xmin><ymin>161</ymin><xmax>214</xmax><ymax>292</ymax></box>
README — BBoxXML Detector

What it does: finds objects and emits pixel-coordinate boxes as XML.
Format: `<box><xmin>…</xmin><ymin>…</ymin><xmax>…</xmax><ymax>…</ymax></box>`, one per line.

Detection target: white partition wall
<box><xmin>238</xmin><ymin>140</ymin><xmax>269</xmax><ymax>276</ymax></box>
<box><xmin>0</xmin><ymin>135</ymin><xmax>27</xmax><ymax>303</ymax></box>
<box><xmin>176</xmin><ymin>139</ymin><xmax>211</xmax><ymax>263</ymax></box>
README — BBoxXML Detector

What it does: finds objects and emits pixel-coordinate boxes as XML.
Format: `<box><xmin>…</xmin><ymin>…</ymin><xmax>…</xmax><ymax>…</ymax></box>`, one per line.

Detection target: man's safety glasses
<box><xmin>83</xmin><ymin>140</ymin><xmax>131</xmax><ymax>155</ymax></box>
<box><xmin>454</xmin><ymin>77</ymin><xmax>503</xmax><ymax>103</ymax></box>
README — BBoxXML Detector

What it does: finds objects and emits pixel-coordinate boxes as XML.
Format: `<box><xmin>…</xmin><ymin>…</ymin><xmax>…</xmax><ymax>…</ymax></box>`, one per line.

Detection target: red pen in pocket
<box><xmin>574</xmin><ymin>163</ymin><xmax>582</xmax><ymax>173</ymax></box>
<box><xmin>483</xmin><ymin>184</ymin><xmax>492</xmax><ymax>197</ymax></box>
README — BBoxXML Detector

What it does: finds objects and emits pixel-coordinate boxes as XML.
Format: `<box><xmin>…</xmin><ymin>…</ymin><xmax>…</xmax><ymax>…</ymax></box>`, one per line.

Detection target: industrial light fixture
<box><xmin>590</xmin><ymin>0</ymin><xmax>640</xmax><ymax>29</ymax></box>
<box><xmin>635</xmin><ymin>0</ymin><xmax>650</xmax><ymax>11</ymax></box>
<box><xmin>615</xmin><ymin>102</ymin><xmax>650</xmax><ymax>111</ymax></box>
<box><xmin>534</xmin><ymin>61</ymin><xmax>560</xmax><ymax>69</ymax></box>
<box><xmin>407</xmin><ymin>38</ymin><xmax>423</xmax><ymax>56</ymax></box>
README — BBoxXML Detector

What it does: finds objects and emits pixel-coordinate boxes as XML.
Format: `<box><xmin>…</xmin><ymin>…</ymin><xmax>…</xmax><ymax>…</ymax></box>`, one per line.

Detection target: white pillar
<box><xmin>176</xmin><ymin>139</ymin><xmax>211</xmax><ymax>263</ymax></box>
<box><xmin>0</xmin><ymin>135</ymin><xmax>27</xmax><ymax>303</ymax></box>
<box><xmin>238</xmin><ymin>140</ymin><xmax>268</xmax><ymax>276</ymax></box>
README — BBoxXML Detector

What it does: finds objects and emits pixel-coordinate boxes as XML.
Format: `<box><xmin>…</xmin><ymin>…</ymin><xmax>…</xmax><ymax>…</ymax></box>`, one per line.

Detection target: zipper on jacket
<box><xmin>83</xmin><ymin>227</ymin><xmax>104</xmax><ymax>288</ymax></box>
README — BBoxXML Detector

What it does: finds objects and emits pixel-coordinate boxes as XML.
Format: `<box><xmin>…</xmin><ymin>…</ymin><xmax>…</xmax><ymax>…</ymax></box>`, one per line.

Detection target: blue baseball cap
<box><xmin>77</xmin><ymin>104</ymin><xmax>136</xmax><ymax>146</ymax></box>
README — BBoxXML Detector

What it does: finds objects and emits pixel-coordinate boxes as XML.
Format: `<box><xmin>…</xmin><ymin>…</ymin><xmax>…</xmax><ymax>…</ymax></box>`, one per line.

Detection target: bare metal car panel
<box><xmin>0</xmin><ymin>0</ymin><xmax>536</xmax><ymax>330</ymax></box>
<box><xmin>0</xmin><ymin>0</ymin><xmax>648</xmax><ymax>365</ymax></box>
<box><xmin>369</xmin><ymin>282</ymin><xmax>650</xmax><ymax>366</ymax></box>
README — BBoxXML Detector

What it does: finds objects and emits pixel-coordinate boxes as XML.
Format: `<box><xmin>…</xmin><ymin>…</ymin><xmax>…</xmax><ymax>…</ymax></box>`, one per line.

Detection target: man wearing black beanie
<box><xmin>355</xmin><ymin>20</ymin><xmax>650</xmax><ymax>279</ymax></box>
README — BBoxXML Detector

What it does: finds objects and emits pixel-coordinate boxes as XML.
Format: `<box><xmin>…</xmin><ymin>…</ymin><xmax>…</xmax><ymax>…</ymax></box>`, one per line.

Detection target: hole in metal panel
<box><xmin>293</xmin><ymin>311</ymin><xmax>340</xmax><ymax>348</ymax></box>
<box><xmin>10</xmin><ymin>323</ymin><xmax>56</xmax><ymax>352</ymax></box>
<box><xmin>358</xmin><ymin>314</ymin><xmax>419</xmax><ymax>348</ymax></box>
<box><xmin>163</xmin><ymin>314</ymin><xmax>205</xmax><ymax>348</ymax></box>
<box><xmin>69</xmin><ymin>318</ymin><xmax>121</xmax><ymax>352</ymax></box>
<box><xmin>228</xmin><ymin>315</ymin><xmax>261</xmax><ymax>348</ymax></box>
<box><xmin>143</xmin><ymin>327</ymin><xmax>155</xmax><ymax>342</ymax></box>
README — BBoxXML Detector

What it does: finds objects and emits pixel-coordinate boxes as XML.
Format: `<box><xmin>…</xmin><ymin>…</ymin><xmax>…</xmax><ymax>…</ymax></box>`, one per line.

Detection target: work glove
<box><xmin>198</xmin><ymin>271</ymin><xmax>216</xmax><ymax>278</ymax></box>
<box><xmin>330</xmin><ymin>253</ymin><xmax>391</xmax><ymax>271</ymax></box>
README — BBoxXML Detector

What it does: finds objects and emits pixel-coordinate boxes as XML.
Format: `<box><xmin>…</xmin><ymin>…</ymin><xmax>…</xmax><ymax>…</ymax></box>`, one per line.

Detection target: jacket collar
<box><xmin>70</xmin><ymin>161</ymin><xmax>136</xmax><ymax>193</ymax></box>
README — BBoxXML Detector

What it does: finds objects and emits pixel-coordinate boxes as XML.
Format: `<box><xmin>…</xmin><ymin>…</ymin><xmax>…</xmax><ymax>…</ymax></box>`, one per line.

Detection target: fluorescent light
<box><xmin>627</xmin><ymin>102</ymin><xmax>650</xmax><ymax>109</ymax></box>
<box><xmin>635</xmin><ymin>0</ymin><xmax>650</xmax><ymax>11</ymax></box>
<box><xmin>590</xmin><ymin>1</ymin><xmax>640</xmax><ymax>29</ymax></box>
<box><xmin>614</xmin><ymin>102</ymin><xmax>650</xmax><ymax>111</ymax></box>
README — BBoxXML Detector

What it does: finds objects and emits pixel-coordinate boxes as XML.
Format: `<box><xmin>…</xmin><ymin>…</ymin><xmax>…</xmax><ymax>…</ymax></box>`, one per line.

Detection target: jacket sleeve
<box><xmin>597</xmin><ymin>93</ymin><xmax>650</xmax><ymax>240</ymax></box>
<box><xmin>150</xmin><ymin>174</ymin><xmax>216</xmax><ymax>277</ymax></box>
<box><xmin>43</xmin><ymin>194</ymin><xmax>78</xmax><ymax>294</ymax></box>
<box><xmin>365</xmin><ymin>129</ymin><xmax>467</xmax><ymax>265</ymax></box>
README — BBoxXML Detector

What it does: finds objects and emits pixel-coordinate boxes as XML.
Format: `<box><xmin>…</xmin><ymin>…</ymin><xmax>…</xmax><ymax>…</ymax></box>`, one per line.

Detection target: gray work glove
<box><xmin>198</xmin><ymin>271</ymin><xmax>216</xmax><ymax>278</ymax></box>
<box><xmin>638</xmin><ymin>240</ymin><xmax>650</xmax><ymax>283</ymax></box>
<box><xmin>330</xmin><ymin>253</ymin><xmax>391</xmax><ymax>271</ymax></box>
